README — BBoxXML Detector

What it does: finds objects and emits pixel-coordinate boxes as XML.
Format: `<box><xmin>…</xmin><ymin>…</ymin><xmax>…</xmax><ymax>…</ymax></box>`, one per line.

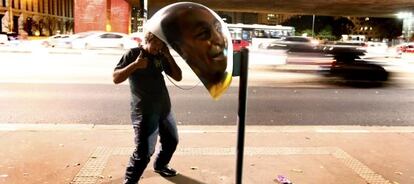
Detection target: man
<box><xmin>160</xmin><ymin>3</ymin><xmax>231</xmax><ymax>98</ymax></box>
<box><xmin>113</xmin><ymin>32</ymin><xmax>182</xmax><ymax>184</ymax></box>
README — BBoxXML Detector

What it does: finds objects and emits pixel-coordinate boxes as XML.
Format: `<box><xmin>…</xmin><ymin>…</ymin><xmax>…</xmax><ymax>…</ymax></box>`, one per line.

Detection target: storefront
<box><xmin>0</xmin><ymin>0</ymin><xmax>74</xmax><ymax>36</ymax></box>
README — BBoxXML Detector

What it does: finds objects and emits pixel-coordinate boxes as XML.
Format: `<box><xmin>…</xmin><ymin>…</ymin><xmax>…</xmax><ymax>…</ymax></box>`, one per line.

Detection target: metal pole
<box><xmin>312</xmin><ymin>14</ymin><xmax>315</xmax><ymax>38</ymax></box>
<box><xmin>236</xmin><ymin>48</ymin><xmax>249</xmax><ymax>184</ymax></box>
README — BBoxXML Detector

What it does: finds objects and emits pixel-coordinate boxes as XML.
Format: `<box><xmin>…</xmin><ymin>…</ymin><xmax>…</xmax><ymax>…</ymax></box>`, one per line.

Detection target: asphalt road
<box><xmin>1</xmin><ymin>83</ymin><xmax>414</xmax><ymax>126</ymax></box>
<box><xmin>1</xmin><ymin>49</ymin><xmax>414</xmax><ymax>126</ymax></box>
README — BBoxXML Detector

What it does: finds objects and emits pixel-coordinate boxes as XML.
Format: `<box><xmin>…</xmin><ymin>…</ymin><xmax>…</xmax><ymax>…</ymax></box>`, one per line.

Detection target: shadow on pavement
<box><xmin>98</xmin><ymin>174</ymin><xmax>206</xmax><ymax>184</ymax></box>
<box><xmin>164</xmin><ymin>173</ymin><xmax>206</xmax><ymax>184</ymax></box>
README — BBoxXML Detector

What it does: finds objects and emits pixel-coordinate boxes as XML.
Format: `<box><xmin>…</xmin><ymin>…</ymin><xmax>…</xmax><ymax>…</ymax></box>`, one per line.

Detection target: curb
<box><xmin>2</xmin><ymin>123</ymin><xmax>414</xmax><ymax>133</ymax></box>
<box><xmin>0</xmin><ymin>48</ymin><xmax>125</xmax><ymax>56</ymax></box>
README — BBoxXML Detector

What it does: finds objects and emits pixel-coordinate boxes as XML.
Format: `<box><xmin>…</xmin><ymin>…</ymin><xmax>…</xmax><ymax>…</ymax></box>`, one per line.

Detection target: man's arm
<box><xmin>113</xmin><ymin>52</ymin><xmax>148</xmax><ymax>84</ymax></box>
<box><xmin>161</xmin><ymin>46</ymin><xmax>182</xmax><ymax>81</ymax></box>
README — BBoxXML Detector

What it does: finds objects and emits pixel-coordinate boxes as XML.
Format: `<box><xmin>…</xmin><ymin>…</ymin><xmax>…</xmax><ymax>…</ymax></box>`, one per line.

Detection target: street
<box><xmin>1</xmin><ymin>48</ymin><xmax>414</xmax><ymax>184</ymax></box>
<box><xmin>1</xmin><ymin>48</ymin><xmax>414</xmax><ymax>126</ymax></box>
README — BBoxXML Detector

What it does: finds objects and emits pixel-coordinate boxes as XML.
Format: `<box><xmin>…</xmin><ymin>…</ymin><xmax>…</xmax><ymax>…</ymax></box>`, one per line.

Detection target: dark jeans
<box><xmin>124</xmin><ymin>111</ymin><xmax>179</xmax><ymax>184</ymax></box>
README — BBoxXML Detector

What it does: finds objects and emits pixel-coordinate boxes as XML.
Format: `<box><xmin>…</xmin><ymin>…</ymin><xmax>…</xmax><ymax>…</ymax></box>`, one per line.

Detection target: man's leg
<box><xmin>124</xmin><ymin>115</ymin><xmax>159</xmax><ymax>184</ymax></box>
<box><xmin>154</xmin><ymin>111</ymin><xmax>179</xmax><ymax>176</ymax></box>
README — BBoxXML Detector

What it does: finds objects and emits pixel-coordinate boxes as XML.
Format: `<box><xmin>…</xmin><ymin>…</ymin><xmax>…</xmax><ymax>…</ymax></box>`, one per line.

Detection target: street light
<box><xmin>397</xmin><ymin>12</ymin><xmax>413</xmax><ymax>19</ymax></box>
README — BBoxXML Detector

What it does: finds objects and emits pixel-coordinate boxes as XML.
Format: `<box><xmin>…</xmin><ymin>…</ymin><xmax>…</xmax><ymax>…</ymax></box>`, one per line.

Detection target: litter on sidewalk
<box><xmin>274</xmin><ymin>175</ymin><xmax>293</xmax><ymax>184</ymax></box>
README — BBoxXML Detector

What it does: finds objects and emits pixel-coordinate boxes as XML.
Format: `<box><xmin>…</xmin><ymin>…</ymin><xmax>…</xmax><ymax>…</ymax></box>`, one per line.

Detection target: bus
<box><xmin>341</xmin><ymin>35</ymin><xmax>366</xmax><ymax>43</ymax></box>
<box><xmin>227</xmin><ymin>23</ymin><xmax>295</xmax><ymax>48</ymax></box>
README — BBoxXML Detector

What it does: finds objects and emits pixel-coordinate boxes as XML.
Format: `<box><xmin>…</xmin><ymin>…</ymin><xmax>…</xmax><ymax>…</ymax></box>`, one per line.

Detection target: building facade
<box><xmin>1</xmin><ymin>0</ymin><xmax>134</xmax><ymax>36</ymax></box>
<box><xmin>74</xmin><ymin>0</ymin><xmax>131</xmax><ymax>34</ymax></box>
<box><xmin>0</xmin><ymin>0</ymin><xmax>74</xmax><ymax>36</ymax></box>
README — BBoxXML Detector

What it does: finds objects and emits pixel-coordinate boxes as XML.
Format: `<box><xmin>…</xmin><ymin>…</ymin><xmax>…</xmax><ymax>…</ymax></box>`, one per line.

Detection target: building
<box><xmin>1</xmin><ymin>0</ymin><xmax>136</xmax><ymax>36</ymax></box>
<box><xmin>0</xmin><ymin>0</ymin><xmax>74</xmax><ymax>36</ymax></box>
<box><xmin>2</xmin><ymin>0</ymin><xmax>405</xmax><ymax>40</ymax></box>
<box><xmin>397</xmin><ymin>12</ymin><xmax>414</xmax><ymax>40</ymax></box>
<box><xmin>0</xmin><ymin>0</ymin><xmax>300</xmax><ymax>37</ymax></box>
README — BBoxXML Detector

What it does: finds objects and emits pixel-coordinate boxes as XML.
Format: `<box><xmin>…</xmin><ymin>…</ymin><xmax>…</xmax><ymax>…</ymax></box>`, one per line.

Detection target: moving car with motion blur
<box><xmin>397</xmin><ymin>42</ymin><xmax>414</xmax><ymax>53</ymax></box>
<box><xmin>42</xmin><ymin>34</ymin><xmax>76</xmax><ymax>48</ymax></box>
<box><xmin>0</xmin><ymin>32</ymin><xmax>20</xmax><ymax>46</ymax></box>
<box><xmin>129</xmin><ymin>32</ymin><xmax>144</xmax><ymax>46</ymax></box>
<box><xmin>262</xmin><ymin>36</ymin><xmax>320</xmax><ymax>52</ymax></box>
<box><xmin>326</xmin><ymin>46</ymin><xmax>389</xmax><ymax>82</ymax></box>
<box><xmin>71</xmin><ymin>32</ymin><xmax>138</xmax><ymax>49</ymax></box>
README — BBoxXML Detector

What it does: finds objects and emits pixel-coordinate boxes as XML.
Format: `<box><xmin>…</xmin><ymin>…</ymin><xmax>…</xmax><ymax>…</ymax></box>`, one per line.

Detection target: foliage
<box><xmin>317</xmin><ymin>26</ymin><xmax>336</xmax><ymax>40</ymax></box>
<box><xmin>299</xmin><ymin>29</ymin><xmax>313</xmax><ymax>36</ymax></box>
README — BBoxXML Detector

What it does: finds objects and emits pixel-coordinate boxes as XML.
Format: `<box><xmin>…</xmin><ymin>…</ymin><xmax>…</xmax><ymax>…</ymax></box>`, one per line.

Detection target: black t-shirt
<box><xmin>115</xmin><ymin>47</ymin><xmax>172</xmax><ymax>116</ymax></box>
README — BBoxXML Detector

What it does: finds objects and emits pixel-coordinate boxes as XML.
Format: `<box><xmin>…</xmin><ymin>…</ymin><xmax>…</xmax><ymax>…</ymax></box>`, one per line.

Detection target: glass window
<box><xmin>100</xmin><ymin>34</ymin><xmax>123</xmax><ymax>39</ymax></box>
<box><xmin>242</xmin><ymin>30</ymin><xmax>251</xmax><ymax>40</ymax></box>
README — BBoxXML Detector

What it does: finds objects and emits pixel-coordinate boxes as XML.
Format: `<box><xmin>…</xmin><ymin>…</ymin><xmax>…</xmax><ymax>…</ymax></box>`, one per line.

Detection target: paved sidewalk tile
<box><xmin>0</xmin><ymin>125</ymin><xmax>413</xmax><ymax>184</ymax></box>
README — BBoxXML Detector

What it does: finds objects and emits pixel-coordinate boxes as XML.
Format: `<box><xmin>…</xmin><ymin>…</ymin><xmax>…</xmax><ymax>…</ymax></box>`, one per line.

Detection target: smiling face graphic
<box><xmin>153</xmin><ymin>2</ymin><xmax>232</xmax><ymax>99</ymax></box>
<box><xmin>176</xmin><ymin>8</ymin><xmax>228</xmax><ymax>83</ymax></box>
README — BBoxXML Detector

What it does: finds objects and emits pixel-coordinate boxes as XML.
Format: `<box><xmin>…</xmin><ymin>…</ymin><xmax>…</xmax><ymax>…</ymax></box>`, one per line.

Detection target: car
<box><xmin>130</xmin><ymin>32</ymin><xmax>144</xmax><ymax>46</ymax></box>
<box><xmin>397</xmin><ymin>42</ymin><xmax>414</xmax><ymax>53</ymax></box>
<box><xmin>232</xmin><ymin>39</ymin><xmax>250</xmax><ymax>51</ymax></box>
<box><xmin>328</xmin><ymin>48</ymin><xmax>389</xmax><ymax>82</ymax></box>
<box><xmin>359</xmin><ymin>41</ymin><xmax>403</xmax><ymax>58</ymax></box>
<box><xmin>71</xmin><ymin>31</ymin><xmax>139</xmax><ymax>49</ymax></box>
<box><xmin>0</xmin><ymin>33</ymin><xmax>8</xmax><ymax>45</ymax></box>
<box><xmin>321</xmin><ymin>41</ymin><xmax>366</xmax><ymax>55</ymax></box>
<box><xmin>363</xmin><ymin>41</ymin><xmax>388</xmax><ymax>54</ymax></box>
<box><xmin>264</xmin><ymin>36</ymin><xmax>320</xmax><ymax>52</ymax></box>
<box><xmin>41</xmin><ymin>34</ymin><xmax>76</xmax><ymax>48</ymax></box>
<box><xmin>0</xmin><ymin>32</ymin><xmax>20</xmax><ymax>46</ymax></box>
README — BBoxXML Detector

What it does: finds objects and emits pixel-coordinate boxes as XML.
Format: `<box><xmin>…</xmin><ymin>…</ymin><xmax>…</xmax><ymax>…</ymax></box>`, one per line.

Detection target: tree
<box><xmin>318</xmin><ymin>26</ymin><xmax>335</xmax><ymax>40</ymax></box>
<box><xmin>283</xmin><ymin>15</ymin><xmax>349</xmax><ymax>40</ymax></box>
<box><xmin>282</xmin><ymin>15</ymin><xmax>313</xmax><ymax>34</ymax></box>
<box><xmin>370</xmin><ymin>18</ymin><xmax>403</xmax><ymax>39</ymax></box>
<box><xmin>331</xmin><ymin>17</ymin><xmax>354</xmax><ymax>39</ymax></box>
<box><xmin>300</xmin><ymin>29</ymin><xmax>313</xmax><ymax>36</ymax></box>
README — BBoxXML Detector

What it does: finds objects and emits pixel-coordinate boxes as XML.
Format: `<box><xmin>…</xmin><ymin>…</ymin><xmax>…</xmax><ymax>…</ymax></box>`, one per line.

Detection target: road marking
<box><xmin>72</xmin><ymin>146</ymin><xmax>391</xmax><ymax>184</ymax></box>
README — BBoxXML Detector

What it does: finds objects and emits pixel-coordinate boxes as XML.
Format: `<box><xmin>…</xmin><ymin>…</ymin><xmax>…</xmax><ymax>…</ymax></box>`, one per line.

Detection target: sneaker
<box><xmin>154</xmin><ymin>165</ymin><xmax>178</xmax><ymax>177</ymax></box>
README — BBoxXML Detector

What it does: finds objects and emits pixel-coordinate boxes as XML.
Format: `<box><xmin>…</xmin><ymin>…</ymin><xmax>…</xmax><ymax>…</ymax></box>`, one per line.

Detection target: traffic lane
<box><xmin>1</xmin><ymin>83</ymin><xmax>413</xmax><ymax>126</ymax></box>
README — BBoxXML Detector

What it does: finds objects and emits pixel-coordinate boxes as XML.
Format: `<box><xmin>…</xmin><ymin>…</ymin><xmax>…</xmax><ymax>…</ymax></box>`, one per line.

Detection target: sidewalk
<box><xmin>0</xmin><ymin>124</ymin><xmax>413</xmax><ymax>184</ymax></box>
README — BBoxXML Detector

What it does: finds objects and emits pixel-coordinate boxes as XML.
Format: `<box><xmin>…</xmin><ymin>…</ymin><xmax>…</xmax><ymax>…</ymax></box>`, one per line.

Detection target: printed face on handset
<box><xmin>145</xmin><ymin>2</ymin><xmax>233</xmax><ymax>99</ymax></box>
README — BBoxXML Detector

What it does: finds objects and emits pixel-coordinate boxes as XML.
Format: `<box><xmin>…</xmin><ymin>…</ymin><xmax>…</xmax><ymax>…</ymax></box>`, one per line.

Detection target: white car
<box><xmin>0</xmin><ymin>33</ymin><xmax>8</xmax><ymax>45</ymax></box>
<box><xmin>71</xmin><ymin>32</ymin><xmax>138</xmax><ymax>49</ymax></box>
<box><xmin>364</xmin><ymin>42</ymin><xmax>388</xmax><ymax>55</ymax></box>
<box><xmin>130</xmin><ymin>32</ymin><xmax>144</xmax><ymax>45</ymax></box>
<box><xmin>42</xmin><ymin>34</ymin><xmax>75</xmax><ymax>48</ymax></box>
<box><xmin>361</xmin><ymin>42</ymin><xmax>403</xmax><ymax>58</ymax></box>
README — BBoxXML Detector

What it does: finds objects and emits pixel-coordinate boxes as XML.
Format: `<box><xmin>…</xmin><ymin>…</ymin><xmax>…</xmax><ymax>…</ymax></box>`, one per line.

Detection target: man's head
<box><xmin>144</xmin><ymin>32</ymin><xmax>165</xmax><ymax>55</ymax></box>
<box><xmin>161</xmin><ymin>4</ymin><xmax>228</xmax><ymax>84</ymax></box>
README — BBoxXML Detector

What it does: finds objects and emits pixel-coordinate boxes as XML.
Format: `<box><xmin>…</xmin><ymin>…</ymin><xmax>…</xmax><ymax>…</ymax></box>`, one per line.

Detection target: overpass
<box><xmin>141</xmin><ymin>0</ymin><xmax>413</xmax><ymax>17</ymax></box>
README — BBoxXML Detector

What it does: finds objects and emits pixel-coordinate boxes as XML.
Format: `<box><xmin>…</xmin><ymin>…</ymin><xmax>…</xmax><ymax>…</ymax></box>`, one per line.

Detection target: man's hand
<box><xmin>134</xmin><ymin>51</ymin><xmax>148</xmax><ymax>69</ymax></box>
